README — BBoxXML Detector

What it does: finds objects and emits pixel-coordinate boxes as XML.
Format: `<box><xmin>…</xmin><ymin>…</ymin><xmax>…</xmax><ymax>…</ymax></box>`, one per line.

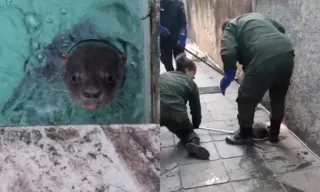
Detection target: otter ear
<box><xmin>119</xmin><ymin>55</ymin><xmax>126</xmax><ymax>66</ymax></box>
<box><xmin>61</xmin><ymin>52</ymin><xmax>69</xmax><ymax>65</ymax></box>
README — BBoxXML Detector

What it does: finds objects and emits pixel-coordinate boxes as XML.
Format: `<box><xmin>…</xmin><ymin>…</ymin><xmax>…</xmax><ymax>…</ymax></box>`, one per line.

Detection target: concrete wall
<box><xmin>0</xmin><ymin>124</ymin><xmax>160</xmax><ymax>192</ymax></box>
<box><xmin>184</xmin><ymin>0</ymin><xmax>252</xmax><ymax>68</ymax></box>
<box><xmin>254</xmin><ymin>0</ymin><xmax>320</xmax><ymax>155</ymax></box>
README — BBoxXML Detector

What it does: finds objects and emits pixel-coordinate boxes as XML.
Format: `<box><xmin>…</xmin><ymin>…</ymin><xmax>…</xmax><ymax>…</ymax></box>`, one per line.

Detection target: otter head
<box><xmin>61</xmin><ymin>40</ymin><xmax>126</xmax><ymax>111</ymax></box>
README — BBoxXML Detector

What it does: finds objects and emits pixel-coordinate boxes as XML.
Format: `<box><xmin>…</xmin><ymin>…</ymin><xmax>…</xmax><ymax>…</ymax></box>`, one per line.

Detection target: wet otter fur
<box><xmin>61</xmin><ymin>39</ymin><xmax>127</xmax><ymax>110</ymax></box>
<box><xmin>252</xmin><ymin>122</ymin><xmax>270</xmax><ymax>140</ymax></box>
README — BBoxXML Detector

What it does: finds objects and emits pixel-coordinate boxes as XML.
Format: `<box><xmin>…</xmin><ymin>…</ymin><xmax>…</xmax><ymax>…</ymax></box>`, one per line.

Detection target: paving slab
<box><xmin>193</xmin><ymin>129</ymin><xmax>213</xmax><ymax>143</ymax></box>
<box><xmin>200</xmin><ymin>94</ymin><xmax>226</xmax><ymax>103</ymax></box>
<box><xmin>179</xmin><ymin>160</ymin><xmax>229</xmax><ymax>189</ymax></box>
<box><xmin>215</xmin><ymin>141</ymin><xmax>259</xmax><ymax>159</ymax></box>
<box><xmin>160</xmin><ymin>146</ymin><xmax>179</xmax><ymax>174</ymax></box>
<box><xmin>187</xmin><ymin>102</ymin><xmax>214</xmax><ymax>123</ymax></box>
<box><xmin>185</xmin><ymin>183</ymin><xmax>235</xmax><ymax>192</ymax></box>
<box><xmin>160</xmin><ymin>147</ymin><xmax>181</xmax><ymax>192</ymax></box>
<box><xmin>232</xmin><ymin>177</ymin><xmax>286</xmax><ymax>192</ymax></box>
<box><xmin>262</xmin><ymin>147</ymin><xmax>320</xmax><ymax>174</ymax></box>
<box><xmin>209</xmin><ymin>108</ymin><xmax>239</xmax><ymax>121</ymax></box>
<box><xmin>223</xmin><ymin>155</ymin><xmax>273</xmax><ymax>181</ymax></box>
<box><xmin>160</xmin><ymin>176</ymin><xmax>181</xmax><ymax>192</ymax></box>
<box><xmin>161</xmin><ymin>127</ymin><xmax>175</xmax><ymax>148</ymax></box>
<box><xmin>200</xmin><ymin>105</ymin><xmax>215</xmax><ymax>123</ymax></box>
<box><xmin>206</xmin><ymin>100</ymin><xmax>235</xmax><ymax>111</ymax></box>
<box><xmin>277</xmin><ymin>168</ymin><xmax>320</xmax><ymax>192</ymax></box>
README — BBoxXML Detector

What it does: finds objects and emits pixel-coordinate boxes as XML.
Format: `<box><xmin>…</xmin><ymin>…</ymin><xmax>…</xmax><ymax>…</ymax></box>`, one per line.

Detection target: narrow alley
<box><xmin>160</xmin><ymin>40</ymin><xmax>320</xmax><ymax>192</ymax></box>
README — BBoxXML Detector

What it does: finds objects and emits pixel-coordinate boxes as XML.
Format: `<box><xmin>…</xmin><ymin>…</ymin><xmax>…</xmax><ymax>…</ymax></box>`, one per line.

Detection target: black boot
<box><xmin>185</xmin><ymin>138</ymin><xmax>210</xmax><ymax>160</ymax></box>
<box><xmin>225</xmin><ymin>128</ymin><xmax>254</xmax><ymax>146</ymax></box>
<box><xmin>268</xmin><ymin>119</ymin><xmax>282</xmax><ymax>143</ymax></box>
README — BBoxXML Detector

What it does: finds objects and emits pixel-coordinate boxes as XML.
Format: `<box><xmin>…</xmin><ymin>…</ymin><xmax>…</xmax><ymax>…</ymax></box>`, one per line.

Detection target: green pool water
<box><xmin>0</xmin><ymin>0</ymin><xmax>149</xmax><ymax>126</ymax></box>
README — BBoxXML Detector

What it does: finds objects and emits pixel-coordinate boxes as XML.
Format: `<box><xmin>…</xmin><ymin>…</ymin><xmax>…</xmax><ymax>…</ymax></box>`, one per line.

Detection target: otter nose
<box><xmin>83</xmin><ymin>87</ymin><xmax>101</xmax><ymax>99</ymax></box>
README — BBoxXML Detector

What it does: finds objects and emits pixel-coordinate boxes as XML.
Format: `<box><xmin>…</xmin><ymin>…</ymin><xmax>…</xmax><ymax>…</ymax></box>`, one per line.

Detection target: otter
<box><xmin>61</xmin><ymin>39</ymin><xmax>127</xmax><ymax>110</ymax></box>
<box><xmin>3</xmin><ymin>20</ymin><xmax>130</xmax><ymax>113</ymax></box>
<box><xmin>252</xmin><ymin>125</ymin><xmax>269</xmax><ymax>141</ymax></box>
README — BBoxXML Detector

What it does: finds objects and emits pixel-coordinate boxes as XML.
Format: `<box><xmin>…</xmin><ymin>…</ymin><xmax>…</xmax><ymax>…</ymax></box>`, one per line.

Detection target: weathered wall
<box><xmin>254</xmin><ymin>0</ymin><xmax>320</xmax><ymax>155</ymax></box>
<box><xmin>184</xmin><ymin>0</ymin><xmax>252</xmax><ymax>68</ymax></box>
<box><xmin>0</xmin><ymin>125</ymin><xmax>160</xmax><ymax>192</ymax></box>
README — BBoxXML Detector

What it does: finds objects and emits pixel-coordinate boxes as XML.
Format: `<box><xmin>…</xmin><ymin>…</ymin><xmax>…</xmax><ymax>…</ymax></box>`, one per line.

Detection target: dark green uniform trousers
<box><xmin>237</xmin><ymin>51</ymin><xmax>294</xmax><ymax>136</ymax></box>
<box><xmin>160</xmin><ymin>105</ymin><xmax>198</xmax><ymax>144</ymax></box>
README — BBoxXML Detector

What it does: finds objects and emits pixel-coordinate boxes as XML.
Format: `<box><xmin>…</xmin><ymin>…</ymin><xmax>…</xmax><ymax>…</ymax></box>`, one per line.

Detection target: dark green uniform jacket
<box><xmin>221</xmin><ymin>12</ymin><xmax>294</xmax><ymax>72</ymax></box>
<box><xmin>160</xmin><ymin>71</ymin><xmax>201</xmax><ymax>128</ymax></box>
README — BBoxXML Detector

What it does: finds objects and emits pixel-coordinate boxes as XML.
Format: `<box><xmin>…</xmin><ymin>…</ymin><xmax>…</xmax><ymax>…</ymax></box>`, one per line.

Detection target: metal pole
<box><xmin>198</xmin><ymin>127</ymin><xmax>235</xmax><ymax>134</ymax></box>
<box><xmin>184</xmin><ymin>44</ymin><xmax>242</xmax><ymax>84</ymax></box>
<box><xmin>184</xmin><ymin>48</ymin><xmax>225</xmax><ymax>75</ymax></box>
<box><xmin>199</xmin><ymin>127</ymin><xmax>271</xmax><ymax>141</ymax></box>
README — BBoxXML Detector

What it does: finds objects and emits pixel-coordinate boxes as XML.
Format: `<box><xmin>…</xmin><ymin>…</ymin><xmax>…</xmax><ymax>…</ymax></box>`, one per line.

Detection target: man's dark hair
<box><xmin>175</xmin><ymin>53</ymin><xmax>196</xmax><ymax>72</ymax></box>
<box><xmin>221</xmin><ymin>19</ymin><xmax>231</xmax><ymax>31</ymax></box>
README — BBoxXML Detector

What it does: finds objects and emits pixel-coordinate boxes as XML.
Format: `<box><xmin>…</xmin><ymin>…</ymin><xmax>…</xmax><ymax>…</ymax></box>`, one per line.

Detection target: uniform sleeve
<box><xmin>269</xmin><ymin>19</ymin><xmax>286</xmax><ymax>34</ymax></box>
<box><xmin>188</xmin><ymin>80</ymin><xmax>202</xmax><ymax>128</ymax></box>
<box><xmin>220</xmin><ymin>24</ymin><xmax>238</xmax><ymax>71</ymax></box>
<box><xmin>178</xmin><ymin>2</ymin><xmax>187</xmax><ymax>34</ymax></box>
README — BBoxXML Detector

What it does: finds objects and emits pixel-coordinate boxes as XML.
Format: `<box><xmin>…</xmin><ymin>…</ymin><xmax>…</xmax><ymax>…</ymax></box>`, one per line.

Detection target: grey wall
<box><xmin>254</xmin><ymin>0</ymin><xmax>320</xmax><ymax>155</ymax></box>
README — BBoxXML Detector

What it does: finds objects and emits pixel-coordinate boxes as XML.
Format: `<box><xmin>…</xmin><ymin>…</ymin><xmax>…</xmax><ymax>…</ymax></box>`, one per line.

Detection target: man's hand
<box><xmin>177</xmin><ymin>34</ymin><xmax>186</xmax><ymax>49</ymax></box>
<box><xmin>177</xmin><ymin>24</ymin><xmax>187</xmax><ymax>49</ymax></box>
<box><xmin>220</xmin><ymin>69</ymin><xmax>236</xmax><ymax>95</ymax></box>
<box><xmin>160</xmin><ymin>25</ymin><xmax>170</xmax><ymax>37</ymax></box>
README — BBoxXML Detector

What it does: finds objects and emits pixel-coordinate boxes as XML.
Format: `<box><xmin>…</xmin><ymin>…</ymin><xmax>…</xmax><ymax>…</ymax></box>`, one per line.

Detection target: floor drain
<box><xmin>198</xmin><ymin>86</ymin><xmax>221</xmax><ymax>94</ymax></box>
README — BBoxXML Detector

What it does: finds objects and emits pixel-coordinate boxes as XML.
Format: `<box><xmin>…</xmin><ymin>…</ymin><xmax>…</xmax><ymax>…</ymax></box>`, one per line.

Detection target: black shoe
<box><xmin>225</xmin><ymin>129</ymin><xmax>254</xmax><ymax>146</ymax></box>
<box><xmin>267</xmin><ymin>126</ymin><xmax>279</xmax><ymax>143</ymax></box>
<box><xmin>185</xmin><ymin>138</ymin><xmax>210</xmax><ymax>160</ymax></box>
<box><xmin>268</xmin><ymin>119</ymin><xmax>282</xmax><ymax>143</ymax></box>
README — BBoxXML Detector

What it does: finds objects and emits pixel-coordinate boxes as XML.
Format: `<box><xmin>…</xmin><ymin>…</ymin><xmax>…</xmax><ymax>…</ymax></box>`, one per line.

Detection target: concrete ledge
<box><xmin>199</xmin><ymin>86</ymin><xmax>221</xmax><ymax>94</ymax></box>
<box><xmin>0</xmin><ymin>124</ymin><xmax>160</xmax><ymax>192</ymax></box>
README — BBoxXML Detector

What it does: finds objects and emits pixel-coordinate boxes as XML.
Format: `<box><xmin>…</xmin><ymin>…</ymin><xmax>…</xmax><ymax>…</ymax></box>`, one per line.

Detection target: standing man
<box><xmin>160</xmin><ymin>53</ymin><xmax>210</xmax><ymax>160</ymax></box>
<box><xmin>219</xmin><ymin>13</ymin><xmax>294</xmax><ymax>145</ymax></box>
<box><xmin>160</xmin><ymin>0</ymin><xmax>188</xmax><ymax>71</ymax></box>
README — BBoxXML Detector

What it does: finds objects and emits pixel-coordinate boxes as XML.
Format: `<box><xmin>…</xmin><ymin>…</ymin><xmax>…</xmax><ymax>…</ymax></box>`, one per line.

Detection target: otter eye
<box><xmin>71</xmin><ymin>73</ymin><xmax>80</xmax><ymax>83</ymax></box>
<box><xmin>102</xmin><ymin>72</ymin><xmax>113</xmax><ymax>83</ymax></box>
<box><xmin>106</xmin><ymin>75</ymin><xmax>113</xmax><ymax>83</ymax></box>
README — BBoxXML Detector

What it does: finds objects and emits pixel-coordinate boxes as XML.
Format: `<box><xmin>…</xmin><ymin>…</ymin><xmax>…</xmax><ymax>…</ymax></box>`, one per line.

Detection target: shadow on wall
<box><xmin>184</xmin><ymin>0</ymin><xmax>252</xmax><ymax>68</ymax></box>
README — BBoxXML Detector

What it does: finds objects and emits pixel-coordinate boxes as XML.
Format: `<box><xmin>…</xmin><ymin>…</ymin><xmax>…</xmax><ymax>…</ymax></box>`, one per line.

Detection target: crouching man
<box><xmin>160</xmin><ymin>53</ymin><xmax>210</xmax><ymax>160</ymax></box>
